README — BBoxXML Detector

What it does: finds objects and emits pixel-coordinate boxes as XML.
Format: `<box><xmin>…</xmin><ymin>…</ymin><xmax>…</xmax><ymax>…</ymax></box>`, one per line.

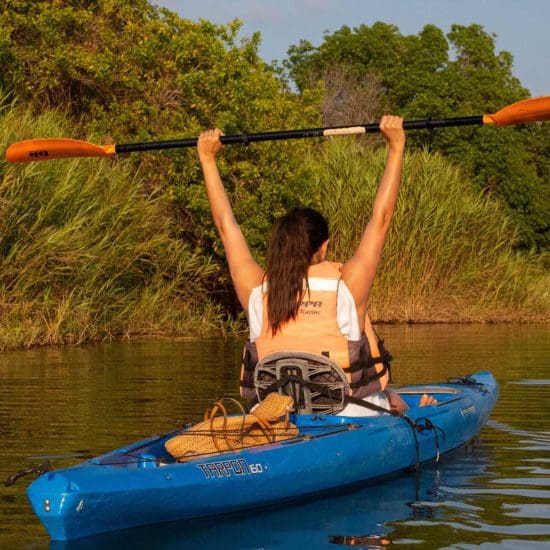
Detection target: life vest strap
<box><xmin>343</xmin><ymin>334</ymin><xmax>393</xmax><ymax>390</ymax></box>
<box><xmin>343</xmin><ymin>352</ymin><xmax>389</xmax><ymax>373</ymax></box>
<box><xmin>348</xmin><ymin>364</ymin><xmax>388</xmax><ymax>389</ymax></box>
<box><xmin>240</xmin><ymin>342</ymin><xmax>259</xmax><ymax>393</ymax></box>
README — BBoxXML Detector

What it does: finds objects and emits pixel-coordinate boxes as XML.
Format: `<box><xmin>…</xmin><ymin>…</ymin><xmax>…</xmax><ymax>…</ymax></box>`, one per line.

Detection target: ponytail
<box><xmin>265</xmin><ymin>208</ymin><xmax>328</xmax><ymax>334</ymax></box>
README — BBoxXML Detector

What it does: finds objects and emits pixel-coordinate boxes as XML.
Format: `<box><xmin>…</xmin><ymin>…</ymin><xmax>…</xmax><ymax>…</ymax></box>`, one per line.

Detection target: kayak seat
<box><xmin>254</xmin><ymin>351</ymin><xmax>350</xmax><ymax>415</ymax></box>
<box><xmin>165</xmin><ymin>393</ymin><xmax>298</xmax><ymax>462</ymax></box>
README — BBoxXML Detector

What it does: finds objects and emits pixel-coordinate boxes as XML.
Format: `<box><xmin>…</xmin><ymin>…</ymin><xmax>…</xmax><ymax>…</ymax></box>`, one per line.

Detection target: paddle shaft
<box><xmin>6</xmin><ymin>96</ymin><xmax>549</xmax><ymax>162</ymax></box>
<box><xmin>116</xmin><ymin>115</ymin><xmax>484</xmax><ymax>154</ymax></box>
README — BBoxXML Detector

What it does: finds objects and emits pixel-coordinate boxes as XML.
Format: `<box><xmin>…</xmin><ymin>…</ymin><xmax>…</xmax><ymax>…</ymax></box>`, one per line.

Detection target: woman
<box><xmin>198</xmin><ymin>117</ymin><xmax>433</xmax><ymax>415</ymax></box>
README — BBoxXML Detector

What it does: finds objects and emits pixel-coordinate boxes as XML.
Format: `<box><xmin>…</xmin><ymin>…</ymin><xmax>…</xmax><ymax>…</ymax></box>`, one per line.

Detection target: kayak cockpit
<box><xmin>87</xmin><ymin>388</ymin><xmax>466</xmax><ymax>469</ymax></box>
<box><xmin>83</xmin><ymin>372</ymin><xmax>495</xmax><ymax>471</ymax></box>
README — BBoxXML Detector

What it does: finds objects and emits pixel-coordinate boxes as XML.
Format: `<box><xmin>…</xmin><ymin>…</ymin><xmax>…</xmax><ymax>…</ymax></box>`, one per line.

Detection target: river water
<box><xmin>0</xmin><ymin>325</ymin><xmax>548</xmax><ymax>549</ymax></box>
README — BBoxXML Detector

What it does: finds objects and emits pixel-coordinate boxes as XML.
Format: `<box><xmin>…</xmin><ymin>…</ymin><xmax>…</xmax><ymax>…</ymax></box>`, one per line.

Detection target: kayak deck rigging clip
<box><xmin>414</xmin><ymin>418</ymin><xmax>446</xmax><ymax>462</ymax></box>
<box><xmin>447</xmin><ymin>375</ymin><xmax>487</xmax><ymax>393</ymax></box>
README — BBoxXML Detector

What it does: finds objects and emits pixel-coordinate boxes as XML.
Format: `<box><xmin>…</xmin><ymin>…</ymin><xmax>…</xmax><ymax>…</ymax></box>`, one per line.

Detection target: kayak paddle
<box><xmin>5</xmin><ymin>95</ymin><xmax>550</xmax><ymax>163</ymax></box>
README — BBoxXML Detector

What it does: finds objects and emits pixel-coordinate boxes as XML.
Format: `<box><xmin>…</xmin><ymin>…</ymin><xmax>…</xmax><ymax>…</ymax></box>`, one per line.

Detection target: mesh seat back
<box><xmin>254</xmin><ymin>352</ymin><xmax>350</xmax><ymax>414</ymax></box>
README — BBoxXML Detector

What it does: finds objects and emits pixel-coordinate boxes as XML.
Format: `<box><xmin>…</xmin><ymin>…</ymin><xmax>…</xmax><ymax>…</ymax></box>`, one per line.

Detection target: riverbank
<box><xmin>1</xmin><ymin>108</ymin><xmax>548</xmax><ymax>351</ymax></box>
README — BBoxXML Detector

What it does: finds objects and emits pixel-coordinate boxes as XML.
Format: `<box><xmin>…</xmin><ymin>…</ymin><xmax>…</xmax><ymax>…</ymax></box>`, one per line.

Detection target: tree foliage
<box><xmin>285</xmin><ymin>22</ymin><xmax>549</xmax><ymax>250</ymax></box>
<box><xmin>0</xmin><ymin>2</ymin><xmax>547</xmax><ymax>340</ymax></box>
<box><xmin>312</xmin><ymin>140</ymin><xmax>548</xmax><ymax>321</ymax></box>
<box><xmin>0</xmin><ymin>0</ymin><xmax>322</xmax><ymax>312</ymax></box>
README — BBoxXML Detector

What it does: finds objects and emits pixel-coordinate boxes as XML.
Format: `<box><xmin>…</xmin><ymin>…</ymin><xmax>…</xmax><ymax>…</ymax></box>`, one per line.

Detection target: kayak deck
<box><xmin>88</xmin><ymin>379</ymin><xmax>484</xmax><ymax>469</ymax></box>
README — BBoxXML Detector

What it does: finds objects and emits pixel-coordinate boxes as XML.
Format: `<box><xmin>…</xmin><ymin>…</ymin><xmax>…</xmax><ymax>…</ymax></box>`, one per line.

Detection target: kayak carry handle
<box><xmin>4</xmin><ymin>460</ymin><xmax>51</xmax><ymax>487</ymax></box>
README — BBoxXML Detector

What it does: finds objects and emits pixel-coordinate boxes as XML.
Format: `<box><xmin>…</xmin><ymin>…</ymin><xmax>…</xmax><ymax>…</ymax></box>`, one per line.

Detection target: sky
<box><xmin>154</xmin><ymin>0</ymin><xmax>549</xmax><ymax>98</ymax></box>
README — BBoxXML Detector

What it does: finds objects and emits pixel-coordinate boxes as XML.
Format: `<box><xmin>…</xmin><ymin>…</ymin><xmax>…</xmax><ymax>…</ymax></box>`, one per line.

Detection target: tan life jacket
<box><xmin>240</xmin><ymin>261</ymin><xmax>391</xmax><ymax>399</ymax></box>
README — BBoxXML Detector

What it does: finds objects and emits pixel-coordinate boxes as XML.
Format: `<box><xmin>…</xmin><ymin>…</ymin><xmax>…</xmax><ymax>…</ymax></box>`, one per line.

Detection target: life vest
<box><xmin>241</xmin><ymin>261</ymin><xmax>391</xmax><ymax>399</ymax></box>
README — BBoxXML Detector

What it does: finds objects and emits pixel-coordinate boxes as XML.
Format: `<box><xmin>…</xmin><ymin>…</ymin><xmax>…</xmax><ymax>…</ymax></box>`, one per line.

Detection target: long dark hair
<box><xmin>265</xmin><ymin>207</ymin><xmax>329</xmax><ymax>334</ymax></box>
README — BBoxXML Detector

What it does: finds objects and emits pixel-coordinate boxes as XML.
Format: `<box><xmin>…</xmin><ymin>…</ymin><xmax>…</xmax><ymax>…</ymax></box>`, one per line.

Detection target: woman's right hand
<box><xmin>197</xmin><ymin>128</ymin><xmax>224</xmax><ymax>161</ymax></box>
<box><xmin>379</xmin><ymin>115</ymin><xmax>405</xmax><ymax>149</ymax></box>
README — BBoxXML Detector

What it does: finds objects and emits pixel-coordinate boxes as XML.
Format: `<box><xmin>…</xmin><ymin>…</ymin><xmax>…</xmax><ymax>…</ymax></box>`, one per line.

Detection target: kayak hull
<box><xmin>27</xmin><ymin>371</ymin><xmax>498</xmax><ymax>541</ymax></box>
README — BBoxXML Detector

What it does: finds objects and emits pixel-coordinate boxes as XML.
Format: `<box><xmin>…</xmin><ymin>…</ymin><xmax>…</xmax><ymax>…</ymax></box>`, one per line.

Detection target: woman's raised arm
<box><xmin>198</xmin><ymin>129</ymin><xmax>264</xmax><ymax>310</ymax></box>
<box><xmin>341</xmin><ymin>115</ymin><xmax>406</xmax><ymax>326</ymax></box>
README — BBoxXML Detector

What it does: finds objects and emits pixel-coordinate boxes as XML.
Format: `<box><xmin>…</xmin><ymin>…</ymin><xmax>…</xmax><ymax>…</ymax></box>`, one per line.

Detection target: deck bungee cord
<box><xmin>447</xmin><ymin>375</ymin><xmax>488</xmax><ymax>389</ymax></box>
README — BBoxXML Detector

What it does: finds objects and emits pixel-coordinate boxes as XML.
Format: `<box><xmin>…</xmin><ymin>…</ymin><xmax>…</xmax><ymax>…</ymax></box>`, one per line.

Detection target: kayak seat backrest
<box><xmin>254</xmin><ymin>351</ymin><xmax>350</xmax><ymax>415</ymax></box>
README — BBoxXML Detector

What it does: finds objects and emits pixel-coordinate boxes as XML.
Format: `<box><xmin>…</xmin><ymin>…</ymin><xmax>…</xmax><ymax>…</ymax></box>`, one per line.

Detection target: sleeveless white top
<box><xmin>247</xmin><ymin>277</ymin><xmax>362</xmax><ymax>342</ymax></box>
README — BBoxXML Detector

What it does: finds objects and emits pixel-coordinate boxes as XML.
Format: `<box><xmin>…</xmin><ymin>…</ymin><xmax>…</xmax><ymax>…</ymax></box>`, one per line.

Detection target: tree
<box><xmin>0</xmin><ymin>0</ymin><xmax>323</xmax><ymax>315</ymax></box>
<box><xmin>285</xmin><ymin>22</ymin><xmax>548</xmax><ymax>250</ymax></box>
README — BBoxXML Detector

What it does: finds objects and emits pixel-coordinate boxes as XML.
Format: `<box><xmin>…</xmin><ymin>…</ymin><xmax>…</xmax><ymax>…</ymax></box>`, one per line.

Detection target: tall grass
<box><xmin>0</xmin><ymin>103</ymin><xmax>228</xmax><ymax>349</ymax></box>
<box><xmin>311</xmin><ymin>139</ymin><xmax>549</xmax><ymax>322</ymax></box>
<box><xmin>1</xmin><ymin>103</ymin><xmax>547</xmax><ymax>351</ymax></box>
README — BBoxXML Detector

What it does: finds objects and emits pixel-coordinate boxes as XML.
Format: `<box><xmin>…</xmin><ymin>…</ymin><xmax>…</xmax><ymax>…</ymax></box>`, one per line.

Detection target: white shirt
<box><xmin>247</xmin><ymin>277</ymin><xmax>361</xmax><ymax>341</ymax></box>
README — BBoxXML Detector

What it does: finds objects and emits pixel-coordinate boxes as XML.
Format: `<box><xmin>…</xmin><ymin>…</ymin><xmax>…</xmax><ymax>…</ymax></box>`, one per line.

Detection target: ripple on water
<box><xmin>508</xmin><ymin>380</ymin><xmax>550</xmax><ymax>386</ymax></box>
<box><xmin>502</xmin><ymin>503</ymin><xmax>550</xmax><ymax>520</ymax></box>
<box><xmin>441</xmin><ymin>540</ymin><xmax>550</xmax><ymax>549</ymax></box>
<box><xmin>403</xmin><ymin>518</ymin><xmax>550</xmax><ymax>536</ymax></box>
<box><xmin>490</xmin><ymin>477</ymin><xmax>550</xmax><ymax>487</ymax></box>
<box><xmin>440</xmin><ymin>486</ymin><xmax>550</xmax><ymax>499</ymax></box>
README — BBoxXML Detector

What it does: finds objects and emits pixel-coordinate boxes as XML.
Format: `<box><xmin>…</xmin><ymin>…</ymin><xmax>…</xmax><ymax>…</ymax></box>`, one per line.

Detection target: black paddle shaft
<box><xmin>115</xmin><ymin>115</ymin><xmax>484</xmax><ymax>154</ymax></box>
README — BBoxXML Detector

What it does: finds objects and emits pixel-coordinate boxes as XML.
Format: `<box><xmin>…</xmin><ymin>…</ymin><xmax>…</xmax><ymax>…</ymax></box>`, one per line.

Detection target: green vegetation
<box><xmin>0</xmin><ymin>104</ymin><xmax>227</xmax><ymax>349</ymax></box>
<box><xmin>0</xmin><ymin>2</ymin><xmax>548</xmax><ymax>349</ymax></box>
<box><xmin>0</xmin><ymin>0</ymin><xmax>322</xmax><ymax>314</ymax></box>
<box><xmin>315</xmin><ymin>140</ymin><xmax>549</xmax><ymax>322</ymax></box>
<box><xmin>286</xmin><ymin>22</ymin><xmax>549</xmax><ymax>250</ymax></box>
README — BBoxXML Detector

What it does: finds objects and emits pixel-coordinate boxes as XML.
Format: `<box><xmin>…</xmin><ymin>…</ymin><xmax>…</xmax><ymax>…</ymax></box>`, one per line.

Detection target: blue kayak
<box><xmin>27</xmin><ymin>371</ymin><xmax>498</xmax><ymax>541</ymax></box>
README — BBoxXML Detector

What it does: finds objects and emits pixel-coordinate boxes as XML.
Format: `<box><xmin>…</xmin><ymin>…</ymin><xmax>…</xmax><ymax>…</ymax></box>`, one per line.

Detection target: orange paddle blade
<box><xmin>5</xmin><ymin>138</ymin><xmax>116</xmax><ymax>163</ymax></box>
<box><xmin>483</xmin><ymin>95</ymin><xmax>550</xmax><ymax>126</ymax></box>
